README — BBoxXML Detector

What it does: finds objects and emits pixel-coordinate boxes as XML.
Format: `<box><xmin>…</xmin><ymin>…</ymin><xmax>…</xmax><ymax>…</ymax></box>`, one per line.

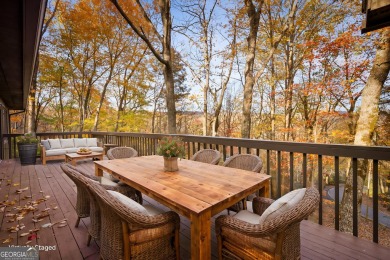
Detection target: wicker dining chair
<box><xmin>223</xmin><ymin>154</ymin><xmax>263</xmax><ymax>212</ymax></box>
<box><xmin>190</xmin><ymin>149</ymin><xmax>221</xmax><ymax>165</ymax></box>
<box><xmin>85</xmin><ymin>175</ymin><xmax>181</xmax><ymax>260</ymax></box>
<box><xmin>106</xmin><ymin>146</ymin><xmax>138</xmax><ymax>160</ymax></box>
<box><xmin>216</xmin><ymin>187</ymin><xmax>320</xmax><ymax>259</ymax></box>
<box><xmin>60</xmin><ymin>163</ymin><xmax>142</xmax><ymax>246</ymax></box>
<box><xmin>223</xmin><ymin>154</ymin><xmax>263</xmax><ymax>172</ymax></box>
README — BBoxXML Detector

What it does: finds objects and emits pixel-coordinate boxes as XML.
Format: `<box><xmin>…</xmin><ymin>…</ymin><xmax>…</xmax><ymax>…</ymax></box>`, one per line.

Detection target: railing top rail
<box><xmin>4</xmin><ymin>132</ymin><xmax>390</xmax><ymax>161</ymax></box>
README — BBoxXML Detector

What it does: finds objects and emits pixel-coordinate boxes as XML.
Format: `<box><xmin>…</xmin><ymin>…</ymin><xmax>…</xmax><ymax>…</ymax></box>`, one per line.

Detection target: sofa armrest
<box><xmin>40</xmin><ymin>144</ymin><xmax>47</xmax><ymax>165</ymax></box>
<box><xmin>97</xmin><ymin>141</ymin><xmax>103</xmax><ymax>148</ymax></box>
<box><xmin>40</xmin><ymin>144</ymin><xmax>46</xmax><ymax>154</ymax></box>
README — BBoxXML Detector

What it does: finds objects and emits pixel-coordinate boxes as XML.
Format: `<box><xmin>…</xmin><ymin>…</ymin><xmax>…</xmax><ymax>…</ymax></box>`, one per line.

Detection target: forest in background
<box><xmin>11</xmin><ymin>0</ymin><xmax>389</xmax><ymax>146</ymax></box>
<box><xmin>7</xmin><ymin>0</ymin><xmax>389</xmax><ymax>238</ymax></box>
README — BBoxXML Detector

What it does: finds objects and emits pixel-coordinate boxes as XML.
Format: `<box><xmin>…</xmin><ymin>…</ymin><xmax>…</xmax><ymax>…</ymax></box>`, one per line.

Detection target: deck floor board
<box><xmin>0</xmin><ymin>159</ymin><xmax>389</xmax><ymax>260</ymax></box>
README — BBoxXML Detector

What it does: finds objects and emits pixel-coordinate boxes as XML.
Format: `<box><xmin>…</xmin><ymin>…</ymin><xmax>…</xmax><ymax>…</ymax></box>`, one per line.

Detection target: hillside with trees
<box><xmin>13</xmin><ymin>0</ymin><xmax>387</xmax><ymax>146</ymax></box>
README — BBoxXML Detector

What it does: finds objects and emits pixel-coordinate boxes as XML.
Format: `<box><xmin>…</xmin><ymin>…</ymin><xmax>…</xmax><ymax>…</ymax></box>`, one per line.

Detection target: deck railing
<box><xmin>1</xmin><ymin>131</ymin><xmax>389</xmax><ymax>244</ymax></box>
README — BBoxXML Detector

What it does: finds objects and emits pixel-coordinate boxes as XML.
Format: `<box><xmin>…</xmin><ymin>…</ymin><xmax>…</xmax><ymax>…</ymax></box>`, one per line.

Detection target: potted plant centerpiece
<box><xmin>157</xmin><ymin>136</ymin><xmax>185</xmax><ymax>172</ymax></box>
<box><xmin>16</xmin><ymin>133</ymin><xmax>39</xmax><ymax>165</ymax></box>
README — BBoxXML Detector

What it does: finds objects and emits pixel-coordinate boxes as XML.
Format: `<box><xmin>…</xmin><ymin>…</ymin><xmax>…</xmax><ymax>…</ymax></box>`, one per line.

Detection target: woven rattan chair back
<box><xmin>222</xmin><ymin>154</ymin><xmax>263</xmax><ymax>212</ymax></box>
<box><xmin>216</xmin><ymin>187</ymin><xmax>320</xmax><ymax>259</ymax></box>
<box><xmin>223</xmin><ymin>154</ymin><xmax>263</xmax><ymax>173</ymax></box>
<box><xmin>60</xmin><ymin>163</ymin><xmax>91</xmax><ymax>227</ymax></box>
<box><xmin>60</xmin><ymin>163</ymin><xmax>100</xmax><ymax>244</ymax></box>
<box><xmin>107</xmin><ymin>147</ymin><xmax>138</xmax><ymax>160</ymax></box>
<box><xmin>60</xmin><ymin>163</ymin><xmax>143</xmax><ymax>247</ymax></box>
<box><xmin>190</xmin><ymin>149</ymin><xmax>221</xmax><ymax>165</ymax></box>
<box><xmin>86</xmin><ymin>178</ymin><xmax>181</xmax><ymax>260</ymax></box>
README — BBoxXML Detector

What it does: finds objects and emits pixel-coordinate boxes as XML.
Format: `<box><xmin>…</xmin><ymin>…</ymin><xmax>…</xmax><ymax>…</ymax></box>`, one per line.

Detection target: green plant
<box><xmin>157</xmin><ymin>136</ymin><xmax>185</xmax><ymax>158</ymax></box>
<box><xmin>16</xmin><ymin>133</ymin><xmax>39</xmax><ymax>145</ymax></box>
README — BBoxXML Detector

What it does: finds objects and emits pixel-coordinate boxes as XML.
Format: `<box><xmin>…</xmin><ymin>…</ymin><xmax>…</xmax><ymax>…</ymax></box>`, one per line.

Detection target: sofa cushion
<box><xmin>65</xmin><ymin>148</ymin><xmax>79</xmax><ymax>153</ymax></box>
<box><xmin>234</xmin><ymin>210</ymin><xmax>261</xmax><ymax>224</ymax></box>
<box><xmin>86</xmin><ymin>138</ymin><xmax>98</xmax><ymax>147</ymax></box>
<box><xmin>87</xmin><ymin>146</ymin><xmax>104</xmax><ymax>152</ymax></box>
<box><xmin>107</xmin><ymin>190</ymin><xmax>148</xmax><ymax>214</ymax></box>
<box><xmin>46</xmin><ymin>149</ymin><xmax>67</xmax><ymax>156</ymax></box>
<box><xmin>41</xmin><ymin>140</ymin><xmax>51</xmax><ymax>150</ymax></box>
<box><xmin>48</xmin><ymin>139</ymin><xmax>62</xmax><ymax>149</ymax></box>
<box><xmin>74</xmin><ymin>138</ymin><xmax>87</xmax><ymax>148</ymax></box>
<box><xmin>60</xmin><ymin>139</ymin><xmax>74</xmax><ymax>148</ymax></box>
<box><xmin>259</xmin><ymin>188</ymin><xmax>306</xmax><ymax>223</ymax></box>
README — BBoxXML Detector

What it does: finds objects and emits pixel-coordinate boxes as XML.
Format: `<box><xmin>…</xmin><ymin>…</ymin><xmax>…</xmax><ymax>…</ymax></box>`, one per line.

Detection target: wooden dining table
<box><xmin>94</xmin><ymin>155</ymin><xmax>271</xmax><ymax>259</ymax></box>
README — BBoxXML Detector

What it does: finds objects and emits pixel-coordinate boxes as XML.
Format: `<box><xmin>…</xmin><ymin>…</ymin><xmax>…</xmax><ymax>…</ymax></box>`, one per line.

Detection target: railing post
<box><xmin>335</xmin><ymin>156</ymin><xmax>340</xmax><ymax>231</ymax></box>
<box><xmin>277</xmin><ymin>151</ymin><xmax>281</xmax><ymax>198</ymax></box>
<box><xmin>289</xmin><ymin>152</ymin><xmax>294</xmax><ymax>191</ymax></box>
<box><xmin>303</xmin><ymin>153</ymin><xmax>307</xmax><ymax>188</ymax></box>
<box><xmin>352</xmin><ymin>158</ymin><xmax>358</xmax><ymax>237</ymax></box>
<box><xmin>373</xmin><ymin>160</ymin><xmax>378</xmax><ymax>243</ymax></box>
<box><xmin>318</xmin><ymin>155</ymin><xmax>323</xmax><ymax>225</ymax></box>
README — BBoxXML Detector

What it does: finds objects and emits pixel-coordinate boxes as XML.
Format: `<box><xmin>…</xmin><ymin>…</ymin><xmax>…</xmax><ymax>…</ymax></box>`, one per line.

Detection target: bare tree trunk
<box><xmin>284</xmin><ymin>36</ymin><xmax>294</xmax><ymax>141</ymax></box>
<box><xmin>26</xmin><ymin>74</ymin><xmax>37</xmax><ymax>133</ymax></box>
<box><xmin>110</xmin><ymin>0</ymin><xmax>177</xmax><ymax>133</ymax></box>
<box><xmin>59</xmin><ymin>69</ymin><xmax>65</xmax><ymax>132</ymax></box>
<box><xmin>340</xmin><ymin>30</ymin><xmax>390</xmax><ymax>233</ymax></box>
<box><xmin>93</xmin><ymin>68</ymin><xmax>113</xmax><ymax>131</ymax></box>
<box><xmin>152</xmin><ymin>85</ymin><xmax>164</xmax><ymax>133</ymax></box>
<box><xmin>202</xmin><ymin>30</ymin><xmax>211</xmax><ymax>136</ymax></box>
<box><xmin>241</xmin><ymin>0</ymin><xmax>263</xmax><ymax>138</ymax></box>
<box><xmin>25</xmin><ymin>0</ymin><xmax>60</xmax><ymax>134</ymax></box>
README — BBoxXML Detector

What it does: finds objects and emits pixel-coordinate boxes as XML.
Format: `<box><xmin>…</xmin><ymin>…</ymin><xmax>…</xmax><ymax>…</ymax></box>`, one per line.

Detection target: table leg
<box><xmin>95</xmin><ymin>166</ymin><xmax>103</xmax><ymax>177</ymax></box>
<box><xmin>264</xmin><ymin>179</ymin><xmax>270</xmax><ymax>198</ymax></box>
<box><xmin>71</xmin><ymin>159</ymin><xmax>76</xmax><ymax>166</ymax></box>
<box><xmin>190</xmin><ymin>210</ymin><xmax>211</xmax><ymax>259</ymax></box>
<box><xmin>258</xmin><ymin>179</ymin><xmax>271</xmax><ymax>198</ymax></box>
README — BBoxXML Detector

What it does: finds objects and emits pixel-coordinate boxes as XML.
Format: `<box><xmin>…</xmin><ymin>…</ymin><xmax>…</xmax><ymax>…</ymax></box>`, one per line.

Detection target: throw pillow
<box><xmin>259</xmin><ymin>188</ymin><xmax>306</xmax><ymax>223</ymax></box>
<box><xmin>48</xmin><ymin>139</ymin><xmax>61</xmax><ymax>149</ymax></box>
<box><xmin>41</xmin><ymin>140</ymin><xmax>51</xmax><ymax>150</ymax></box>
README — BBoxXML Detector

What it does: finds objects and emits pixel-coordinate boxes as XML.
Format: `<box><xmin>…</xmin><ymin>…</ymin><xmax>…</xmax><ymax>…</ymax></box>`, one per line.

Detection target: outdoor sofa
<box><xmin>40</xmin><ymin>138</ymin><xmax>103</xmax><ymax>165</ymax></box>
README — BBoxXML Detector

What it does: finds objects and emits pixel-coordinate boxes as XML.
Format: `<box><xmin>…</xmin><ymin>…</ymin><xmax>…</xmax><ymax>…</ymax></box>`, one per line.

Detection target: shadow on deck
<box><xmin>0</xmin><ymin>158</ymin><xmax>389</xmax><ymax>259</ymax></box>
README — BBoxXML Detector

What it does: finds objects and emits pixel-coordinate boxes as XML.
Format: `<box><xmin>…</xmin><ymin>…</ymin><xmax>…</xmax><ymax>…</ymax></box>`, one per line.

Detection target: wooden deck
<box><xmin>0</xmin><ymin>158</ymin><xmax>389</xmax><ymax>260</ymax></box>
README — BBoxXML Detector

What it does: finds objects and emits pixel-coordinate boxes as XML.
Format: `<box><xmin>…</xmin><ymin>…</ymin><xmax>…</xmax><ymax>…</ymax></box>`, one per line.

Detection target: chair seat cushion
<box><xmin>233</xmin><ymin>210</ymin><xmax>261</xmax><ymax>224</ymax></box>
<box><xmin>144</xmin><ymin>205</ymin><xmax>165</xmax><ymax>216</ymax></box>
<box><xmin>103</xmin><ymin>172</ymin><xmax>119</xmax><ymax>183</ymax></box>
<box><xmin>259</xmin><ymin>188</ymin><xmax>306</xmax><ymax>223</ymax></box>
<box><xmin>107</xmin><ymin>190</ymin><xmax>148</xmax><ymax>215</ymax></box>
<box><xmin>101</xmin><ymin>176</ymin><xmax>119</xmax><ymax>187</ymax></box>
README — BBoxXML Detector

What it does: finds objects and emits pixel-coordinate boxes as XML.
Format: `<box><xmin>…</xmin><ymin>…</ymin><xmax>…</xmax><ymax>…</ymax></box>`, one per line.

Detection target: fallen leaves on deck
<box><xmin>2</xmin><ymin>236</ymin><xmax>13</xmax><ymax>244</ymax></box>
<box><xmin>42</xmin><ymin>218</ymin><xmax>68</xmax><ymax>228</ymax></box>
<box><xmin>7</xmin><ymin>223</ymin><xmax>25</xmax><ymax>233</ymax></box>
<box><xmin>28</xmin><ymin>234</ymin><xmax>38</xmax><ymax>241</ymax></box>
<box><xmin>16</xmin><ymin>187</ymin><xmax>29</xmax><ymax>194</ymax></box>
